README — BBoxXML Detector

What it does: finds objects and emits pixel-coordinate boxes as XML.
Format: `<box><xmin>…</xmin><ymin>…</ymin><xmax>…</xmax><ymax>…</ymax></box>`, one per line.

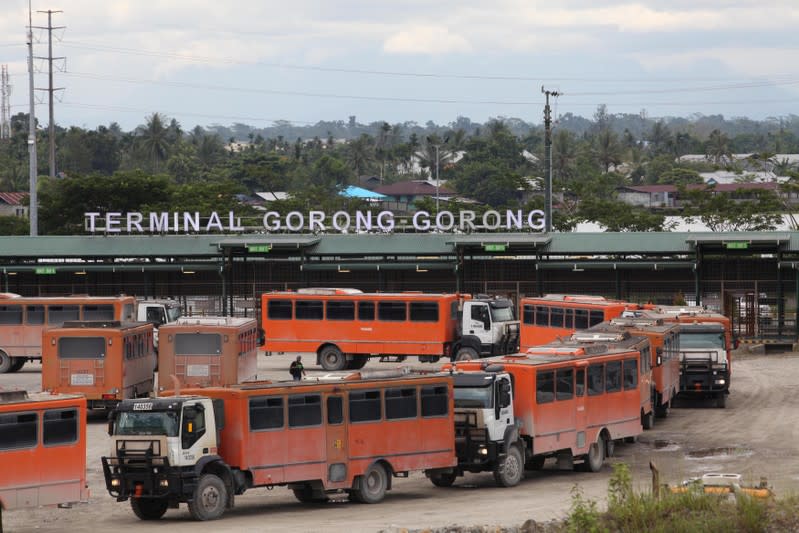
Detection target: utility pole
<box><xmin>542</xmin><ymin>87</ymin><xmax>560</xmax><ymax>233</ymax></box>
<box><xmin>33</xmin><ymin>9</ymin><xmax>64</xmax><ymax>179</ymax></box>
<box><xmin>0</xmin><ymin>65</ymin><xmax>10</xmax><ymax>139</ymax></box>
<box><xmin>27</xmin><ymin>0</ymin><xmax>38</xmax><ymax>236</ymax></box>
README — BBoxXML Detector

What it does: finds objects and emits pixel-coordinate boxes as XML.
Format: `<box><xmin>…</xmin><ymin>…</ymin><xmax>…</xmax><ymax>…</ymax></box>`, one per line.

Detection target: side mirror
<box><xmin>656</xmin><ymin>348</ymin><xmax>663</xmax><ymax>366</ymax></box>
<box><xmin>107</xmin><ymin>411</ymin><xmax>117</xmax><ymax>437</ymax></box>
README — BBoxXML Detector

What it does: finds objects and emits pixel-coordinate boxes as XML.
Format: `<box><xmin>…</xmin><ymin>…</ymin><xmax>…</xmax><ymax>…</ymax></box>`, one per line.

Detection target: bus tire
<box><xmin>352</xmin><ymin>463</ymin><xmax>388</xmax><ymax>504</ymax></box>
<box><xmin>130</xmin><ymin>498</ymin><xmax>168</xmax><ymax>520</ymax></box>
<box><xmin>9</xmin><ymin>357</ymin><xmax>26</xmax><ymax>373</ymax></box>
<box><xmin>493</xmin><ymin>444</ymin><xmax>524</xmax><ymax>487</ymax></box>
<box><xmin>583</xmin><ymin>439</ymin><xmax>605</xmax><ymax>473</ymax></box>
<box><xmin>188</xmin><ymin>473</ymin><xmax>227</xmax><ymax>521</ymax></box>
<box><xmin>429</xmin><ymin>471</ymin><xmax>457</xmax><ymax>488</ymax></box>
<box><xmin>320</xmin><ymin>346</ymin><xmax>347</xmax><ymax>371</ymax></box>
<box><xmin>0</xmin><ymin>350</ymin><xmax>12</xmax><ymax>374</ymax></box>
<box><xmin>455</xmin><ymin>347</ymin><xmax>478</xmax><ymax>361</ymax></box>
<box><xmin>716</xmin><ymin>394</ymin><xmax>727</xmax><ymax>409</ymax></box>
<box><xmin>642</xmin><ymin>409</ymin><xmax>654</xmax><ymax>430</ymax></box>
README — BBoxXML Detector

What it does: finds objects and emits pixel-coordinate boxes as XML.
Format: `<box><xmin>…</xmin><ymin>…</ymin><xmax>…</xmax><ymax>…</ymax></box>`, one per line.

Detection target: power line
<box><xmin>59</xmin><ymin>40</ymin><xmax>799</xmax><ymax>86</ymax></box>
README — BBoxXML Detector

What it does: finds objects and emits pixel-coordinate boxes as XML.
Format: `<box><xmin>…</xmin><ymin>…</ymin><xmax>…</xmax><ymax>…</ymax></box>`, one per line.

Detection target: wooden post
<box><xmin>650</xmin><ymin>461</ymin><xmax>660</xmax><ymax>499</ymax></box>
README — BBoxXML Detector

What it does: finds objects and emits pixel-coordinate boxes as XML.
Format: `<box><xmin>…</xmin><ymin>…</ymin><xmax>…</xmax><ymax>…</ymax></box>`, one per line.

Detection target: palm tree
<box><xmin>139</xmin><ymin>112</ymin><xmax>170</xmax><ymax>172</ymax></box>
<box><xmin>706</xmin><ymin>129</ymin><xmax>732</xmax><ymax>165</ymax></box>
<box><xmin>647</xmin><ymin>121</ymin><xmax>673</xmax><ymax>156</ymax></box>
<box><xmin>345</xmin><ymin>134</ymin><xmax>375</xmax><ymax>179</ymax></box>
<box><xmin>594</xmin><ymin>129</ymin><xmax>623</xmax><ymax>173</ymax></box>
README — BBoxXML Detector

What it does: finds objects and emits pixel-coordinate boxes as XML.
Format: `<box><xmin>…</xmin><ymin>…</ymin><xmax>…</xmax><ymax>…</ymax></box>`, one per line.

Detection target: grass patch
<box><xmin>562</xmin><ymin>463</ymin><xmax>783</xmax><ymax>533</ymax></box>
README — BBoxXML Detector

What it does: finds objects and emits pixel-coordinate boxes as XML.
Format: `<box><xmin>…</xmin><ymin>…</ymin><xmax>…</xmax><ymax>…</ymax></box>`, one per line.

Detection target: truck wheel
<box><xmin>292</xmin><ymin>485</ymin><xmax>329</xmax><ymax>503</ymax></box>
<box><xmin>582</xmin><ymin>439</ymin><xmax>605</xmax><ymax>473</ymax></box>
<box><xmin>455</xmin><ymin>347</ymin><xmax>478</xmax><ymax>361</ymax></box>
<box><xmin>429</xmin><ymin>472</ymin><xmax>457</xmax><ymax>488</ymax></box>
<box><xmin>9</xmin><ymin>357</ymin><xmax>25</xmax><ymax>373</ymax></box>
<box><xmin>0</xmin><ymin>350</ymin><xmax>12</xmax><ymax>374</ymax></box>
<box><xmin>642</xmin><ymin>409</ymin><xmax>654</xmax><ymax>430</ymax></box>
<box><xmin>188</xmin><ymin>474</ymin><xmax>227</xmax><ymax>521</ymax></box>
<box><xmin>130</xmin><ymin>498</ymin><xmax>168</xmax><ymax>520</ymax></box>
<box><xmin>716</xmin><ymin>394</ymin><xmax>727</xmax><ymax>409</ymax></box>
<box><xmin>655</xmin><ymin>397</ymin><xmax>670</xmax><ymax>419</ymax></box>
<box><xmin>493</xmin><ymin>444</ymin><xmax>524</xmax><ymax>487</ymax></box>
<box><xmin>352</xmin><ymin>463</ymin><xmax>388</xmax><ymax>504</ymax></box>
<box><xmin>320</xmin><ymin>346</ymin><xmax>347</xmax><ymax>371</ymax></box>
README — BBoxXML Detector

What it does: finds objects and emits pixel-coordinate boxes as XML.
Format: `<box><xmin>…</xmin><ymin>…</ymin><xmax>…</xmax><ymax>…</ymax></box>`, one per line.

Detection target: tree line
<box><xmin>0</xmin><ymin>108</ymin><xmax>798</xmax><ymax>235</ymax></box>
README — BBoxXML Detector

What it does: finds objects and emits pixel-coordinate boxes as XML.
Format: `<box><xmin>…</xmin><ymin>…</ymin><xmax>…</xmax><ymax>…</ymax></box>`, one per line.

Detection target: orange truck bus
<box><xmin>157</xmin><ymin>316</ymin><xmax>259</xmax><ymax>390</ymax></box>
<box><xmin>519</xmin><ymin>294</ymin><xmax>640</xmax><ymax>351</ymax></box>
<box><xmin>42</xmin><ymin>321</ymin><xmax>155</xmax><ymax>410</ymax></box>
<box><xmin>102</xmin><ymin>371</ymin><xmax>457</xmax><ymax>521</ymax></box>
<box><xmin>582</xmin><ymin>316</ymin><xmax>681</xmax><ymax>420</ymax></box>
<box><xmin>439</xmin><ymin>340</ymin><xmax>645</xmax><ymax>485</ymax></box>
<box><xmin>0</xmin><ymin>294</ymin><xmax>136</xmax><ymax>373</ymax></box>
<box><xmin>641</xmin><ymin>306</ymin><xmax>733</xmax><ymax>408</ymax></box>
<box><xmin>0</xmin><ymin>390</ymin><xmax>89</xmax><ymax>519</ymax></box>
<box><xmin>261</xmin><ymin>288</ymin><xmax>520</xmax><ymax>371</ymax></box>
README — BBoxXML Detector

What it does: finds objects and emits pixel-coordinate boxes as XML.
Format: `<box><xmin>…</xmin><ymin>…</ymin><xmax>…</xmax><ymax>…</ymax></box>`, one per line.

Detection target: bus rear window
<box><xmin>175</xmin><ymin>333</ymin><xmax>222</xmax><ymax>355</ymax></box>
<box><xmin>58</xmin><ymin>337</ymin><xmax>106</xmax><ymax>359</ymax></box>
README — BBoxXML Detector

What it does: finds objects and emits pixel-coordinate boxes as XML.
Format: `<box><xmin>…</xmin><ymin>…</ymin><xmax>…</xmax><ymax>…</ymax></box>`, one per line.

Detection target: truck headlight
<box><xmin>159</xmin><ymin>479</ymin><xmax>169</xmax><ymax>488</ymax></box>
<box><xmin>714</xmin><ymin>379</ymin><xmax>726</xmax><ymax>385</ymax></box>
<box><xmin>110</xmin><ymin>478</ymin><xmax>121</xmax><ymax>487</ymax></box>
<box><xmin>478</xmin><ymin>446</ymin><xmax>488</xmax><ymax>455</ymax></box>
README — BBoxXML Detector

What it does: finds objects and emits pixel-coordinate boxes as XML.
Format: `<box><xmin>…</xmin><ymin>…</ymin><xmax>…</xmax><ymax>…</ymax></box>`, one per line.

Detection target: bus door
<box><xmin>574</xmin><ymin>362</ymin><xmax>588</xmax><ymax>451</ymax></box>
<box><xmin>58</xmin><ymin>336</ymin><xmax>106</xmax><ymax>391</ymax></box>
<box><xmin>174</xmin><ymin>333</ymin><xmax>222</xmax><ymax>386</ymax></box>
<box><xmin>325</xmin><ymin>395</ymin><xmax>348</xmax><ymax>487</ymax></box>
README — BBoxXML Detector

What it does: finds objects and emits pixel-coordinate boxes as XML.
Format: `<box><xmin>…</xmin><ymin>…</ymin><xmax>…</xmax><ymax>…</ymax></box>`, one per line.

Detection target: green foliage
<box><xmin>0</xmin><ymin>215</ymin><xmax>29</xmax><ymax>235</ymax></box>
<box><xmin>566</xmin><ymin>485</ymin><xmax>605</xmax><ymax>533</ymax></box>
<box><xmin>680</xmin><ymin>185</ymin><xmax>784</xmax><ymax>231</ymax></box>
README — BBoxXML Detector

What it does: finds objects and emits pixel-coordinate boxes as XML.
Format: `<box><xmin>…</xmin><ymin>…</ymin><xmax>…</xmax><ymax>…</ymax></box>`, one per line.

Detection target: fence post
<box><xmin>650</xmin><ymin>461</ymin><xmax>660</xmax><ymax>499</ymax></box>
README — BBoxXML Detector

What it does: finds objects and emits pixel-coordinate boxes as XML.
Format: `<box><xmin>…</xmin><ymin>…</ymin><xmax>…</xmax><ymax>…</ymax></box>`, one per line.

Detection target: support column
<box><xmin>694</xmin><ymin>247</ymin><xmax>702</xmax><ymax>306</ymax></box>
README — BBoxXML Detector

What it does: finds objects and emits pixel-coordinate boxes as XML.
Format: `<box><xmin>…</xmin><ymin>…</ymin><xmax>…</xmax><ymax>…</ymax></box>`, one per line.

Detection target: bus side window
<box><xmin>522</xmin><ymin>304</ymin><xmax>534</xmax><ymax>325</ymax></box>
<box><xmin>536</xmin><ymin>371</ymin><xmax>555</xmax><ymax>404</ymax></box>
<box><xmin>574</xmin><ymin>309</ymin><xmax>588</xmax><ymax>329</ymax></box>
<box><xmin>535</xmin><ymin>306</ymin><xmax>549</xmax><ymax>326</ymax></box>
<box><xmin>43</xmin><ymin>409</ymin><xmax>78</xmax><ymax>446</ymax></box>
<box><xmin>421</xmin><ymin>385</ymin><xmax>448</xmax><ymax>417</ymax></box>
<box><xmin>575</xmin><ymin>369</ymin><xmax>585</xmax><ymax>397</ymax></box>
<box><xmin>0</xmin><ymin>304</ymin><xmax>22</xmax><ymax>325</ymax></box>
<box><xmin>605</xmin><ymin>361</ymin><xmax>622</xmax><ymax>393</ymax></box>
<box><xmin>26</xmin><ymin>305</ymin><xmax>44</xmax><ymax>325</ymax></box>
<box><xmin>358</xmin><ymin>301</ymin><xmax>375</xmax><ymax>321</ymax></box>
<box><xmin>0</xmin><ymin>412</ymin><xmax>38</xmax><ymax>450</ymax></box>
<box><xmin>587</xmin><ymin>364</ymin><xmax>604</xmax><ymax>396</ymax></box>
<box><xmin>588</xmin><ymin>310</ymin><xmax>604</xmax><ymax>327</ymax></box>
<box><xmin>623</xmin><ymin>359</ymin><xmax>638</xmax><ymax>390</ymax></box>
<box><xmin>267</xmin><ymin>300</ymin><xmax>292</xmax><ymax>320</ymax></box>
<box><xmin>556</xmin><ymin>368</ymin><xmax>574</xmax><ymax>401</ymax></box>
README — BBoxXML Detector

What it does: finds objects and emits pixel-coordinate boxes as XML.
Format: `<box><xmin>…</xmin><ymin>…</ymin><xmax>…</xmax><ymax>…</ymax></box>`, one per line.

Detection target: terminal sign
<box><xmin>484</xmin><ymin>244</ymin><xmax>507</xmax><ymax>252</ymax></box>
<box><xmin>35</xmin><ymin>267</ymin><xmax>56</xmax><ymax>275</ymax></box>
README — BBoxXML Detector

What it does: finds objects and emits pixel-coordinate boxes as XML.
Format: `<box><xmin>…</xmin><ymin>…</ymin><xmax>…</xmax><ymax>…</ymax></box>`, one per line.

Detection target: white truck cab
<box><xmin>455</xmin><ymin>298</ymin><xmax>520</xmax><ymax>361</ymax></box>
<box><xmin>137</xmin><ymin>300</ymin><xmax>182</xmax><ymax>349</ymax></box>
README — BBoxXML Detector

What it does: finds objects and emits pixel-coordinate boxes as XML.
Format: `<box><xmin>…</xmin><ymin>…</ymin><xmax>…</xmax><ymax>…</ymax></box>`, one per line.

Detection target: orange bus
<box><xmin>158</xmin><ymin>316</ymin><xmax>259</xmax><ymax>390</ymax></box>
<box><xmin>103</xmin><ymin>372</ymin><xmax>456</xmax><ymax>520</ymax></box>
<box><xmin>42</xmin><ymin>321</ymin><xmax>155</xmax><ymax>410</ymax></box>
<box><xmin>583</xmin><ymin>317</ymin><xmax>681</xmax><ymax>420</ymax></box>
<box><xmin>519</xmin><ymin>294</ymin><xmax>640</xmax><ymax>351</ymax></box>
<box><xmin>641</xmin><ymin>306</ymin><xmax>733</xmax><ymax>407</ymax></box>
<box><xmin>449</xmin><ymin>342</ymin><xmax>644</xmax><ymax>475</ymax></box>
<box><xmin>0</xmin><ymin>294</ymin><xmax>136</xmax><ymax>373</ymax></box>
<box><xmin>261</xmin><ymin>289</ymin><xmax>519</xmax><ymax>371</ymax></box>
<box><xmin>0</xmin><ymin>390</ymin><xmax>88</xmax><ymax>517</ymax></box>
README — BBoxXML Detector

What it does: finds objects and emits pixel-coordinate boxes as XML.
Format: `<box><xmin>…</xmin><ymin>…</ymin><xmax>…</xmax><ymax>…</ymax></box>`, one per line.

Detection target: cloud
<box><xmin>383</xmin><ymin>25</ymin><xmax>471</xmax><ymax>55</ymax></box>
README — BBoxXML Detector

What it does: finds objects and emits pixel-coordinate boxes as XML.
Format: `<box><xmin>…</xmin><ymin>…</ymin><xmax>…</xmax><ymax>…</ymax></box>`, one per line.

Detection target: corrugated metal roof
<box><xmin>0</xmin><ymin>192</ymin><xmax>29</xmax><ymax>205</ymax></box>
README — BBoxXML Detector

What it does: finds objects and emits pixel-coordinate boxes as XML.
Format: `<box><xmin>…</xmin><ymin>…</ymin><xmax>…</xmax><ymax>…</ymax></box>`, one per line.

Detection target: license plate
<box><xmin>187</xmin><ymin>364</ymin><xmax>210</xmax><ymax>377</ymax></box>
<box><xmin>70</xmin><ymin>373</ymin><xmax>94</xmax><ymax>386</ymax></box>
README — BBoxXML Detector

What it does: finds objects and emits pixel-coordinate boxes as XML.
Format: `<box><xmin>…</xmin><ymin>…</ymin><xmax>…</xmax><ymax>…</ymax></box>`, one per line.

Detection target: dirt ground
<box><xmin>2</xmin><ymin>351</ymin><xmax>798</xmax><ymax>533</ymax></box>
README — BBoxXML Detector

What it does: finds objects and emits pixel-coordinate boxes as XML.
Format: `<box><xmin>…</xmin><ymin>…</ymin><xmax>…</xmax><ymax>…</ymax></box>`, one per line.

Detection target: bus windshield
<box><xmin>490</xmin><ymin>306</ymin><xmax>515</xmax><ymax>322</ymax></box>
<box><xmin>166</xmin><ymin>306</ymin><xmax>182</xmax><ymax>322</ymax></box>
<box><xmin>679</xmin><ymin>332</ymin><xmax>725</xmax><ymax>349</ymax></box>
<box><xmin>454</xmin><ymin>385</ymin><xmax>493</xmax><ymax>408</ymax></box>
<box><xmin>115</xmin><ymin>411</ymin><xmax>179</xmax><ymax>437</ymax></box>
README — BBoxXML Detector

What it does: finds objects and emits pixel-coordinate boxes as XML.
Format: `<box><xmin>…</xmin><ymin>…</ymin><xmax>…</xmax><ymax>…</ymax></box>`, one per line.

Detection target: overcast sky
<box><xmin>1</xmin><ymin>1</ymin><xmax>798</xmax><ymax>132</ymax></box>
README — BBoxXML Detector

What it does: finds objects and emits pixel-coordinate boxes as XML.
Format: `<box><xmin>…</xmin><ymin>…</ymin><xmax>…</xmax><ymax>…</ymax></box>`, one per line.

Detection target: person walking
<box><xmin>289</xmin><ymin>356</ymin><xmax>306</xmax><ymax>381</ymax></box>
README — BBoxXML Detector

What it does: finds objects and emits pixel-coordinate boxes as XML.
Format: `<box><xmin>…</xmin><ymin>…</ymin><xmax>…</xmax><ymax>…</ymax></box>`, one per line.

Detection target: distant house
<box><xmin>0</xmin><ymin>192</ymin><xmax>29</xmax><ymax>217</ymax></box>
<box><xmin>255</xmin><ymin>191</ymin><xmax>290</xmax><ymax>202</ymax></box>
<box><xmin>373</xmin><ymin>180</ymin><xmax>456</xmax><ymax>212</ymax></box>
<box><xmin>617</xmin><ymin>182</ymin><xmax>783</xmax><ymax>209</ymax></box>
<box><xmin>358</xmin><ymin>175</ymin><xmax>382</xmax><ymax>190</ymax></box>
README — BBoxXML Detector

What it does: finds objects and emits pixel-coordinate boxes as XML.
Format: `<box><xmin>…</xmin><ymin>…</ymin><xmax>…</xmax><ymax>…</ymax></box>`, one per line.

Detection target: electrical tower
<box><xmin>33</xmin><ymin>9</ymin><xmax>64</xmax><ymax>179</ymax></box>
<box><xmin>0</xmin><ymin>65</ymin><xmax>10</xmax><ymax>139</ymax></box>
<box><xmin>542</xmin><ymin>87</ymin><xmax>560</xmax><ymax>233</ymax></box>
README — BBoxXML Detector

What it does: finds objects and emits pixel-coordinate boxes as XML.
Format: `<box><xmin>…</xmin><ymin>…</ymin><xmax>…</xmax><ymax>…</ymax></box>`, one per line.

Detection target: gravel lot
<box><xmin>2</xmin><ymin>350</ymin><xmax>796</xmax><ymax>532</ymax></box>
